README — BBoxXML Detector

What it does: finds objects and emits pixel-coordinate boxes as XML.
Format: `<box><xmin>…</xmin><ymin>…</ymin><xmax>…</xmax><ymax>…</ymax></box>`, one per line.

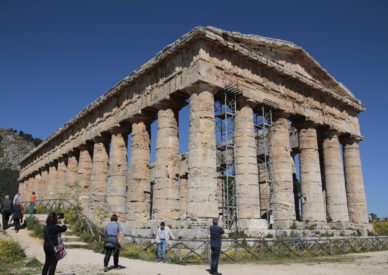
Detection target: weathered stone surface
<box><xmin>47</xmin><ymin>164</ymin><xmax>57</xmax><ymax>199</ymax></box>
<box><xmin>89</xmin><ymin>138</ymin><xmax>109</xmax><ymax>222</ymax></box>
<box><xmin>39</xmin><ymin>169</ymin><xmax>48</xmax><ymax>199</ymax></box>
<box><xmin>127</xmin><ymin>121</ymin><xmax>151</xmax><ymax>222</ymax></box>
<box><xmin>298</xmin><ymin>125</ymin><xmax>326</xmax><ymax>223</ymax></box>
<box><xmin>77</xmin><ymin>146</ymin><xmax>93</xmax><ymax>212</ymax></box>
<box><xmin>107</xmin><ymin>130</ymin><xmax>128</xmax><ymax>222</ymax></box>
<box><xmin>270</xmin><ymin>114</ymin><xmax>296</xmax><ymax>227</ymax></box>
<box><xmin>179</xmin><ymin>176</ymin><xmax>188</xmax><ymax>220</ymax></box>
<box><xmin>343</xmin><ymin>139</ymin><xmax>369</xmax><ymax>224</ymax></box>
<box><xmin>153</xmin><ymin>108</ymin><xmax>180</xmax><ymax>221</ymax></box>
<box><xmin>258</xmin><ymin>162</ymin><xmax>270</xmax><ymax>217</ymax></box>
<box><xmin>56</xmin><ymin>158</ymin><xmax>67</xmax><ymax>197</ymax></box>
<box><xmin>322</xmin><ymin>131</ymin><xmax>349</xmax><ymax>223</ymax></box>
<box><xmin>187</xmin><ymin>88</ymin><xmax>218</xmax><ymax>220</ymax></box>
<box><xmin>64</xmin><ymin>153</ymin><xmax>79</xmax><ymax>202</ymax></box>
<box><xmin>234</xmin><ymin>103</ymin><xmax>263</xmax><ymax>230</ymax></box>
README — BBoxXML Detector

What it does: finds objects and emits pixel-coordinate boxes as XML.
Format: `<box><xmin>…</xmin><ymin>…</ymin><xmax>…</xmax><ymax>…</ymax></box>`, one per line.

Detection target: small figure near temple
<box><xmin>103</xmin><ymin>214</ymin><xmax>124</xmax><ymax>272</ymax></box>
<box><xmin>0</xmin><ymin>195</ymin><xmax>13</xmax><ymax>230</ymax></box>
<box><xmin>155</xmin><ymin>221</ymin><xmax>175</xmax><ymax>263</ymax></box>
<box><xmin>29</xmin><ymin>191</ymin><xmax>37</xmax><ymax>214</ymax></box>
<box><xmin>209</xmin><ymin>218</ymin><xmax>224</xmax><ymax>275</ymax></box>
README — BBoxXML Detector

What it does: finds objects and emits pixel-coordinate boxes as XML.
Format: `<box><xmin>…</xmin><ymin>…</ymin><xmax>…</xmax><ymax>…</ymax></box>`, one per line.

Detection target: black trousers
<box><xmin>42</xmin><ymin>244</ymin><xmax>58</xmax><ymax>275</ymax></box>
<box><xmin>2</xmin><ymin>210</ymin><xmax>11</xmax><ymax>229</ymax></box>
<box><xmin>210</xmin><ymin>246</ymin><xmax>221</xmax><ymax>273</ymax></box>
<box><xmin>13</xmin><ymin>218</ymin><xmax>21</xmax><ymax>231</ymax></box>
<box><xmin>104</xmin><ymin>248</ymin><xmax>119</xmax><ymax>267</ymax></box>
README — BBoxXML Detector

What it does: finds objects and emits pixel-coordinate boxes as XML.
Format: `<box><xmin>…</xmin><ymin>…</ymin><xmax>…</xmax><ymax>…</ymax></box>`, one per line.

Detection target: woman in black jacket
<box><xmin>42</xmin><ymin>212</ymin><xmax>67</xmax><ymax>275</ymax></box>
<box><xmin>12</xmin><ymin>201</ymin><xmax>23</xmax><ymax>232</ymax></box>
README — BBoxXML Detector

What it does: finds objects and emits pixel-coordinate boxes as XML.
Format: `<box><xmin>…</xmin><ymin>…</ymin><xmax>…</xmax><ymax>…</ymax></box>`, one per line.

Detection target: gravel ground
<box><xmin>4</xmin><ymin>228</ymin><xmax>388</xmax><ymax>275</ymax></box>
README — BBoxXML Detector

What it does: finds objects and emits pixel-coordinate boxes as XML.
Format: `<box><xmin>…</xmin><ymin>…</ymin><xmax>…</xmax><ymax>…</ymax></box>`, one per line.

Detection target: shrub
<box><xmin>0</xmin><ymin>240</ymin><xmax>25</xmax><ymax>262</ymax></box>
<box><xmin>373</xmin><ymin>221</ymin><xmax>388</xmax><ymax>236</ymax></box>
<box><xmin>25</xmin><ymin>215</ymin><xmax>44</xmax><ymax>239</ymax></box>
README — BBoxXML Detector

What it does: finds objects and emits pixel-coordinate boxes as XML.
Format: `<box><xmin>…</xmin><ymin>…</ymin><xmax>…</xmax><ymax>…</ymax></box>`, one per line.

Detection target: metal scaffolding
<box><xmin>215</xmin><ymin>86</ymin><xmax>240</xmax><ymax>230</ymax></box>
<box><xmin>254</xmin><ymin>105</ymin><xmax>274</xmax><ymax>227</ymax></box>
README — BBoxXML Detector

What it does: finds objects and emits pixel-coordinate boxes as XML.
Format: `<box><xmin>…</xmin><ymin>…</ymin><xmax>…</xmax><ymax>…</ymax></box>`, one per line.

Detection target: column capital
<box><xmin>272</xmin><ymin>109</ymin><xmax>291</xmax><ymax>121</ymax></box>
<box><xmin>91</xmin><ymin>134</ymin><xmax>110</xmax><ymax>144</ymax></box>
<box><xmin>320</xmin><ymin>128</ymin><xmax>340</xmax><ymax>139</ymax></box>
<box><xmin>154</xmin><ymin>94</ymin><xmax>188</xmax><ymax>111</ymax></box>
<box><xmin>237</xmin><ymin>96</ymin><xmax>257</xmax><ymax>109</ymax></box>
<box><xmin>292</xmin><ymin>118</ymin><xmax>319</xmax><ymax>130</ymax></box>
<box><xmin>108</xmin><ymin>124</ymin><xmax>130</xmax><ymax>136</ymax></box>
<box><xmin>78</xmin><ymin>142</ymin><xmax>94</xmax><ymax>151</ymax></box>
<box><xmin>186</xmin><ymin>82</ymin><xmax>219</xmax><ymax>96</ymax></box>
<box><xmin>340</xmin><ymin>134</ymin><xmax>364</xmax><ymax>145</ymax></box>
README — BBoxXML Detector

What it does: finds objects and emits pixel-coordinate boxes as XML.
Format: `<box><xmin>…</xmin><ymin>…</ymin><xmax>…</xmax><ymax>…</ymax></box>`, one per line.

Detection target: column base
<box><xmin>328</xmin><ymin>221</ymin><xmax>354</xmax><ymax>230</ymax></box>
<box><xmin>239</xmin><ymin>218</ymin><xmax>268</xmax><ymax>233</ymax></box>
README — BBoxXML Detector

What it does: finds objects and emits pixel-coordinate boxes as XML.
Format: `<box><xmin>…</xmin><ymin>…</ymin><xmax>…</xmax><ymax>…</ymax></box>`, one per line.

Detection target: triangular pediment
<box><xmin>200</xmin><ymin>26</ymin><xmax>359</xmax><ymax>104</ymax></box>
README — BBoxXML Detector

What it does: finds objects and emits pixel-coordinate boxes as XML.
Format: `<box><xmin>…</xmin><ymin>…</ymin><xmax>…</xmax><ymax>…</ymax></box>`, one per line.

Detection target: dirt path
<box><xmin>5</xmin><ymin>228</ymin><xmax>388</xmax><ymax>275</ymax></box>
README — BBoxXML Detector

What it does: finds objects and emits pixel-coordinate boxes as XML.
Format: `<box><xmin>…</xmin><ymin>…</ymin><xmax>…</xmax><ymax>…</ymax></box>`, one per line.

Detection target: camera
<box><xmin>57</xmin><ymin>213</ymin><xmax>65</xmax><ymax>220</ymax></box>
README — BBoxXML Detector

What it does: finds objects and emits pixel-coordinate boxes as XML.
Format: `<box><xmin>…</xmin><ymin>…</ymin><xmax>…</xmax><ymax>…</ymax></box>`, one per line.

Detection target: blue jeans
<box><xmin>210</xmin><ymin>246</ymin><xmax>221</xmax><ymax>273</ymax></box>
<box><xmin>157</xmin><ymin>239</ymin><xmax>167</xmax><ymax>260</ymax></box>
<box><xmin>29</xmin><ymin>202</ymin><xmax>35</xmax><ymax>214</ymax></box>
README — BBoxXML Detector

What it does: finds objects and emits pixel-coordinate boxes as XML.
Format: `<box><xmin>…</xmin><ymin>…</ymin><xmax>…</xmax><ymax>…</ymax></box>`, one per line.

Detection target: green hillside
<box><xmin>0</xmin><ymin>129</ymin><xmax>42</xmax><ymax>198</ymax></box>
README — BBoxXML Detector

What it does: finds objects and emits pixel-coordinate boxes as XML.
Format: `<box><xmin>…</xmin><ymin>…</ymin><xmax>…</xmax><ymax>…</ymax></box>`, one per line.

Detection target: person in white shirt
<box><xmin>13</xmin><ymin>193</ymin><xmax>20</xmax><ymax>204</ymax></box>
<box><xmin>155</xmin><ymin>222</ymin><xmax>175</xmax><ymax>262</ymax></box>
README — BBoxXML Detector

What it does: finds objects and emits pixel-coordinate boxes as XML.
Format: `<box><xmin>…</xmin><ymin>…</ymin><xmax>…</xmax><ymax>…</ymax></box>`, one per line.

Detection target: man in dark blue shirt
<box><xmin>209</xmin><ymin>218</ymin><xmax>224</xmax><ymax>275</ymax></box>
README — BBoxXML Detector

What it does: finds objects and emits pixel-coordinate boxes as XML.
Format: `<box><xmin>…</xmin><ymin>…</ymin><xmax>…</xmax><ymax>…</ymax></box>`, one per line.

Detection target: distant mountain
<box><xmin>0</xmin><ymin>128</ymin><xmax>42</xmax><ymax>198</ymax></box>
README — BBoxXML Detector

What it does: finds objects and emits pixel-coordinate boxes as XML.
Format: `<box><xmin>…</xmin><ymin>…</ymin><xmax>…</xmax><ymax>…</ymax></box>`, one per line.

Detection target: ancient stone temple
<box><xmin>18</xmin><ymin>27</ymin><xmax>372</xmax><ymax>236</ymax></box>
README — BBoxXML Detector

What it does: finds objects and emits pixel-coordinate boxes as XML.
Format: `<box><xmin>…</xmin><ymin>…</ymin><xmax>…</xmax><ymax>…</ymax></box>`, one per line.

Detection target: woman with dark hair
<box><xmin>42</xmin><ymin>212</ymin><xmax>67</xmax><ymax>275</ymax></box>
<box><xmin>103</xmin><ymin>214</ymin><xmax>123</xmax><ymax>272</ymax></box>
<box><xmin>12</xmin><ymin>201</ymin><xmax>23</xmax><ymax>232</ymax></box>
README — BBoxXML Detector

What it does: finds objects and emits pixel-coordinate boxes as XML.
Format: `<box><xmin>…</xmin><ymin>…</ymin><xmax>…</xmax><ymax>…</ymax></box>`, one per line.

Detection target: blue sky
<box><xmin>1</xmin><ymin>1</ymin><xmax>387</xmax><ymax>217</ymax></box>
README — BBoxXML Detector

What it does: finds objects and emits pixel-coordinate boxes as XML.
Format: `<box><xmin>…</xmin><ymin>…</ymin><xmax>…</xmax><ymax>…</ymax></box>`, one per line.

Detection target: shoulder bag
<box><xmin>45</xmin><ymin>226</ymin><xmax>67</xmax><ymax>260</ymax></box>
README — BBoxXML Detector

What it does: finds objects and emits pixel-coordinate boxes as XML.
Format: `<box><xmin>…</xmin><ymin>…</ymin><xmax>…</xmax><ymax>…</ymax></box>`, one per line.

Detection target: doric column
<box><xmin>127</xmin><ymin>120</ymin><xmax>151</xmax><ymax>222</ymax></box>
<box><xmin>187</xmin><ymin>86</ymin><xmax>218</xmax><ymax>220</ymax></box>
<box><xmin>89</xmin><ymin>136</ymin><xmax>109</xmax><ymax>222</ymax></box>
<box><xmin>34</xmin><ymin>173</ymin><xmax>41</xmax><ymax>199</ymax></box>
<box><xmin>234</xmin><ymin>100</ymin><xmax>262</xmax><ymax>230</ymax></box>
<box><xmin>77</xmin><ymin>144</ymin><xmax>93</xmax><ymax>211</ymax></box>
<box><xmin>107</xmin><ymin>127</ymin><xmax>128</xmax><ymax>222</ymax></box>
<box><xmin>258</xmin><ymin>162</ymin><xmax>270</xmax><ymax>217</ymax></box>
<box><xmin>56</xmin><ymin>157</ymin><xmax>67</xmax><ymax>197</ymax></box>
<box><xmin>179</xmin><ymin>176</ymin><xmax>188</xmax><ymax>221</ymax></box>
<box><xmin>47</xmin><ymin>163</ymin><xmax>58</xmax><ymax>199</ymax></box>
<box><xmin>40</xmin><ymin>168</ymin><xmax>49</xmax><ymax>199</ymax></box>
<box><xmin>297</xmin><ymin>122</ymin><xmax>326</xmax><ymax>223</ymax></box>
<box><xmin>64</xmin><ymin>152</ymin><xmax>79</xmax><ymax>202</ymax></box>
<box><xmin>342</xmin><ymin>136</ymin><xmax>369</xmax><ymax>224</ymax></box>
<box><xmin>153</xmin><ymin>107</ymin><xmax>180</xmax><ymax>221</ymax></box>
<box><xmin>322</xmin><ymin>130</ymin><xmax>349</xmax><ymax>223</ymax></box>
<box><xmin>269</xmin><ymin>112</ymin><xmax>296</xmax><ymax>228</ymax></box>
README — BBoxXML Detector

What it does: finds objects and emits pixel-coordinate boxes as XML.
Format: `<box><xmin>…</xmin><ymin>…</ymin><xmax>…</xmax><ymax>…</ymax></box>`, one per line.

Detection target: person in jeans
<box><xmin>0</xmin><ymin>195</ymin><xmax>13</xmax><ymax>230</ymax></box>
<box><xmin>42</xmin><ymin>212</ymin><xmax>67</xmax><ymax>275</ymax></box>
<box><xmin>210</xmin><ymin>218</ymin><xmax>224</xmax><ymax>275</ymax></box>
<box><xmin>29</xmin><ymin>191</ymin><xmax>37</xmax><ymax>214</ymax></box>
<box><xmin>12</xmin><ymin>201</ymin><xmax>23</xmax><ymax>233</ymax></box>
<box><xmin>103</xmin><ymin>214</ymin><xmax>123</xmax><ymax>272</ymax></box>
<box><xmin>155</xmin><ymin>221</ymin><xmax>175</xmax><ymax>262</ymax></box>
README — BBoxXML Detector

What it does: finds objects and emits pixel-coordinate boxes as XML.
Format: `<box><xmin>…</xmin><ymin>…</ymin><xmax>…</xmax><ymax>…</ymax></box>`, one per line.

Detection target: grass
<box><xmin>25</xmin><ymin>215</ymin><xmax>44</xmax><ymax>239</ymax></box>
<box><xmin>0</xmin><ymin>239</ymin><xmax>42</xmax><ymax>275</ymax></box>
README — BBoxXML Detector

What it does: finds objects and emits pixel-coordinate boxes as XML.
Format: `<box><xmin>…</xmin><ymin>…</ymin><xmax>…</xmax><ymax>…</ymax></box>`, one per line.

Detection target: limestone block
<box><xmin>298</xmin><ymin>126</ymin><xmax>326</xmax><ymax>223</ymax></box>
<box><xmin>56</xmin><ymin>159</ymin><xmax>67</xmax><ymax>197</ymax></box>
<box><xmin>187</xmin><ymin>89</ymin><xmax>218</xmax><ymax>220</ymax></box>
<box><xmin>77</xmin><ymin>147</ymin><xmax>93</xmax><ymax>212</ymax></box>
<box><xmin>127</xmin><ymin>121</ymin><xmax>151</xmax><ymax>222</ymax></box>
<box><xmin>64</xmin><ymin>154</ymin><xmax>79</xmax><ymax>203</ymax></box>
<box><xmin>343</xmin><ymin>140</ymin><xmax>369</xmax><ymax>224</ymax></box>
<box><xmin>89</xmin><ymin>139</ymin><xmax>109</xmax><ymax>222</ymax></box>
<box><xmin>269</xmin><ymin>116</ymin><xmax>296</xmax><ymax>224</ymax></box>
<box><xmin>153</xmin><ymin>108</ymin><xmax>180</xmax><ymax>221</ymax></box>
<box><xmin>107</xmin><ymin>131</ymin><xmax>128</xmax><ymax>221</ymax></box>
<box><xmin>322</xmin><ymin>132</ymin><xmax>349</xmax><ymax>223</ymax></box>
<box><xmin>47</xmin><ymin>165</ymin><xmax>57</xmax><ymax>199</ymax></box>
